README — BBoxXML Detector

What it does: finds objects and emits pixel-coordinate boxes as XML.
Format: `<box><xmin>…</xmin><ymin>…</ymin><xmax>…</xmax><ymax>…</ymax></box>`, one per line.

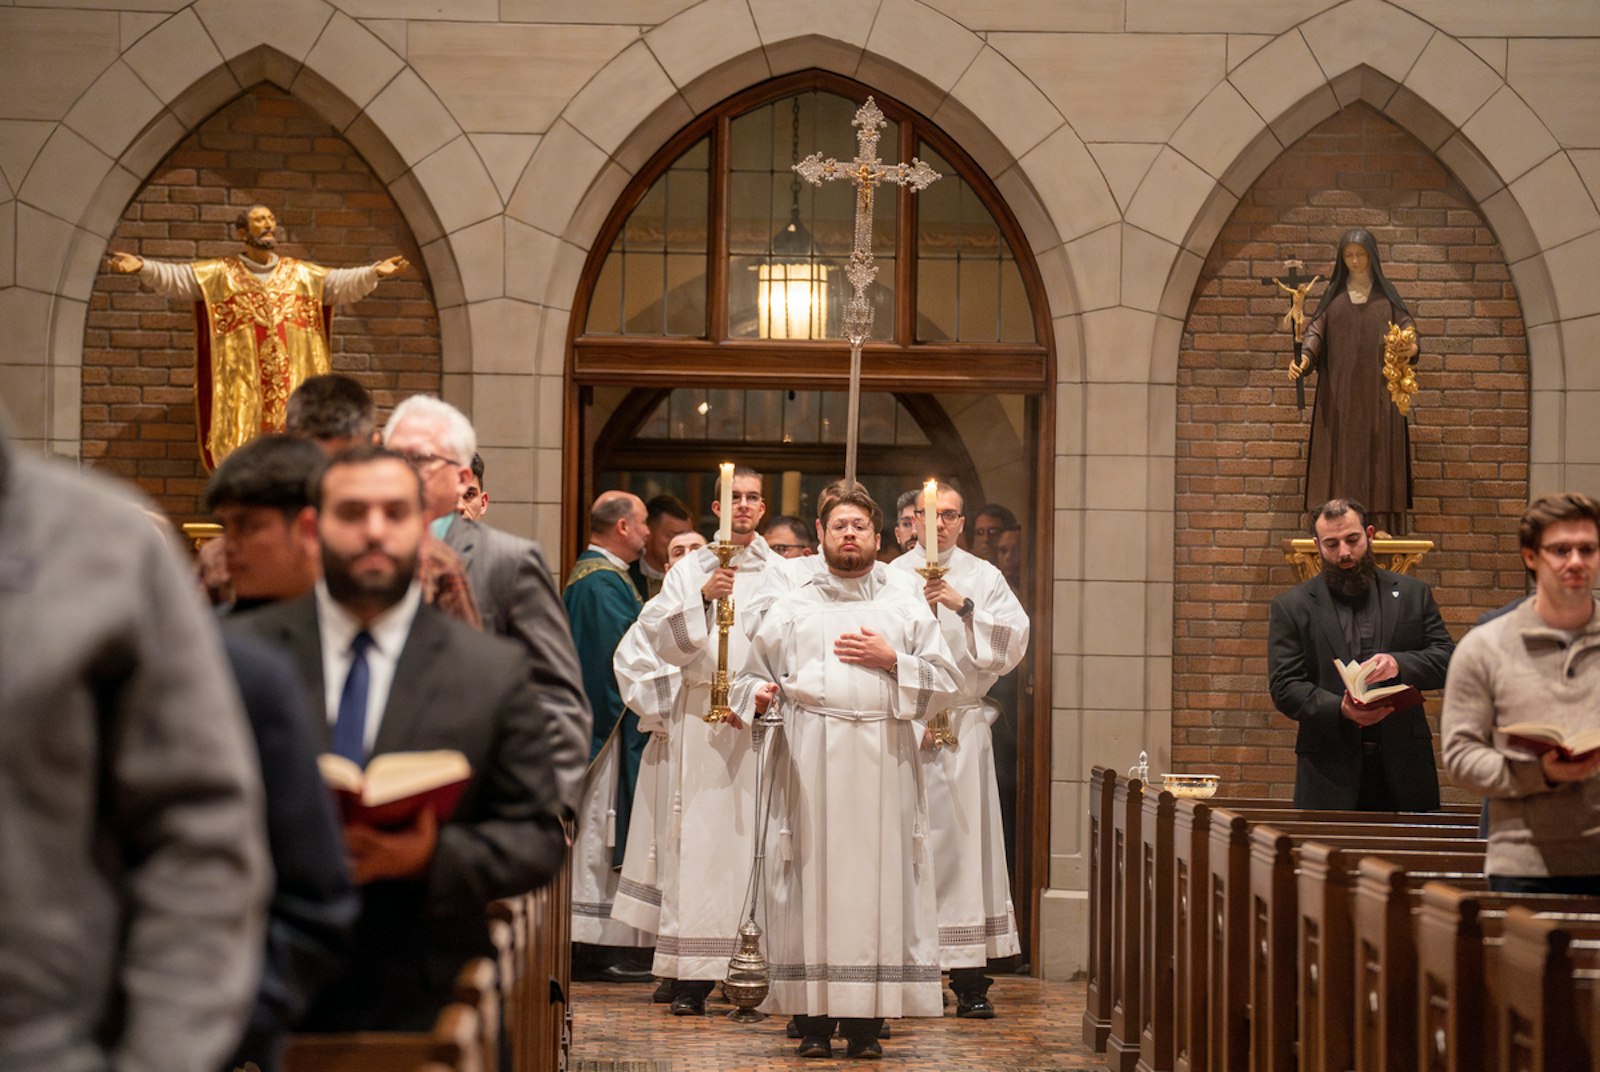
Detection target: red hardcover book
<box><xmin>1499</xmin><ymin>724</ymin><xmax>1600</xmax><ymax>763</ymax></box>
<box><xmin>317</xmin><ymin>750</ymin><xmax>470</xmax><ymax>829</ymax></box>
<box><xmin>1334</xmin><ymin>657</ymin><xmax>1423</xmax><ymax>709</ymax></box>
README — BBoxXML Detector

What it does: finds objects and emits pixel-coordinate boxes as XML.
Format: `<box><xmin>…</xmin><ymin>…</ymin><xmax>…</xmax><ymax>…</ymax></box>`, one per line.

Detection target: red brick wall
<box><xmin>1173</xmin><ymin>105</ymin><xmax>1529</xmax><ymax>801</ymax></box>
<box><xmin>83</xmin><ymin>84</ymin><xmax>441</xmax><ymax>523</ymax></box>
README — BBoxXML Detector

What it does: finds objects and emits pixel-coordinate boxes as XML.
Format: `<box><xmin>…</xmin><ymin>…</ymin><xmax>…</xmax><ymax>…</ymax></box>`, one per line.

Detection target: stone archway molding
<box><xmin>507</xmin><ymin>0</ymin><xmax>1112</xmax><ymax>378</ymax></box>
<box><xmin>32</xmin><ymin>4</ymin><xmax>485</xmax><ymax>444</ymax></box>
<box><xmin>1138</xmin><ymin>2</ymin><xmax>1586</xmax><ymax>414</ymax></box>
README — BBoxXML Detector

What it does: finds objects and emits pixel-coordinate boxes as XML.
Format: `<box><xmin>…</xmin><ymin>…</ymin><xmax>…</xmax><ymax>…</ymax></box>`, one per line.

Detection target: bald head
<box><xmin>589</xmin><ymin>490</ymin><xmax>648</xmax><ymax>563</ymax></box>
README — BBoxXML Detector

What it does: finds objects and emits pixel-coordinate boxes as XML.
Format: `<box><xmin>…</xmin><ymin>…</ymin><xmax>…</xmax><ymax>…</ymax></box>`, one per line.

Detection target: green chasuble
<box><xmin>564</xmin><ymin>549</ymin><xmax>646</xmax><ymax>866</ymax></box>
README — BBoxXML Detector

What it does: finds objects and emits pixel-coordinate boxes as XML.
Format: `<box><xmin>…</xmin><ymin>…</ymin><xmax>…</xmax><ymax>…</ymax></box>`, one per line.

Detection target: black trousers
<box><xmin>1488</xmin><ymin>873</ymin><xmax>1600</xmax><ymax>896</ymax></box>
<box><xmin>795</xmin><ymin>1014</ymin><xmax>883</xmax><ymax>1045</ymax></box>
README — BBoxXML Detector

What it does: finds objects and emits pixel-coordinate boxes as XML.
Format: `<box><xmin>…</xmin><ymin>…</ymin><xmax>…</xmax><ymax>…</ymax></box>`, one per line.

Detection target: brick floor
<box><xmin>568</xmin><ymin>975</ymin><xmax>1101</xmax><ymax>1070</ymax></box>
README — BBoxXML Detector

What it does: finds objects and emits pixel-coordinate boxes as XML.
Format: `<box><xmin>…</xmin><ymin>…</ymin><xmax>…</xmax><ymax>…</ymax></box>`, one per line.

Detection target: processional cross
<box><xmin>794</xmin><ymin>97</ymin><xmax>940</xmax><ymax>485</ymax></box>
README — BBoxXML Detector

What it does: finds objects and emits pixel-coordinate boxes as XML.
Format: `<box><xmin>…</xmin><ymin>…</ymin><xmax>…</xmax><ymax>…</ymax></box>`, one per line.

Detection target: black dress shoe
<box><xmin>846</xmin><ymin>1037</ymin><xmax>884</xmax><ymax>1059</ymax></box>
<box><xmin>653</xmin><ymin>978</ymin><xmax>674</xmax><ymax>1003</ymax></box>
<box><xmin>955</xmin><ymin>994</ymin><xmax>995</xmax><ymax>1019</ymax></box>
<box><xmin>797</xmin><ymin>1038</ymin><xmax>832</xmax><ymax>1058</ymax></box>
<box><xmin>598</xmin><ymin>964</ymin><xmax>656</xmax><ymax>983</ymax></box>
<box><xmin>670</xmin><ymin>992</ymin><xmax>705</xmax><ymax>1016</ymax></box>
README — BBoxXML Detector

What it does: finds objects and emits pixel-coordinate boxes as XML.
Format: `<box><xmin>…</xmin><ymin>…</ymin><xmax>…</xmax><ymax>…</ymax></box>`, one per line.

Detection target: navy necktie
<box><xmin>332</xmin><ymin>631</ymin><xmax>374</xmax><ymax>765</ymax></box>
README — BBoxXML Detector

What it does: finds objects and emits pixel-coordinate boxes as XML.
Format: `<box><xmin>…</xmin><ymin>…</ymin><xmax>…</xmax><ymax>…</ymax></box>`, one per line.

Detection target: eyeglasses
<box><xmin>1539</xmin><ymin>542</ymin><xmax>1600</xmax><ymax>560</ymax></box>
<box><xmin>973</xmin><ymin>525</ymin><xmax>1005</xmax><ymax>538</ymax></box>
<box><xmin>913</xmin><ymin>509</ymin><xmax>963</xmax><ymax>524</ymax></box>
<box><xmin>826</xmin><ymin>519</ymin><xmax>874</xmax><ymax>534</ymax></box>
<box><xmin>398</xmin><ymin>450</ymin><xmax>459</xmax><ymax>473</ymax></box>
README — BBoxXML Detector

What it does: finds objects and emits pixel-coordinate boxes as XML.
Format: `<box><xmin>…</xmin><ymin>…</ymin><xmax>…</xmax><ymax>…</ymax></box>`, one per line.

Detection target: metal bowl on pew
<box><xmin>1161</xmin><ymin>773</ymin><xmax>1221</xmax><ymax>799</ymax></box>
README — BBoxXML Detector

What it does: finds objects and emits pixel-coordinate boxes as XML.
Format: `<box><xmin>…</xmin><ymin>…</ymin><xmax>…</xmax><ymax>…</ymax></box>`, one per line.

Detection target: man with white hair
<box><xmin>384</xmin><ymin>395</ymin><xmax>590</xmax><ymax>813</ymax></box>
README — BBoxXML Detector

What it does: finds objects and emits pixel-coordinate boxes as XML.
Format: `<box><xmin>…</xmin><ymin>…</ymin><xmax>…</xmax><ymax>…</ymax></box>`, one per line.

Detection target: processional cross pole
<box><xmin>794</xmin><ymin>97</ymin><xmax>940</xmax><ymax>485</ymax></box>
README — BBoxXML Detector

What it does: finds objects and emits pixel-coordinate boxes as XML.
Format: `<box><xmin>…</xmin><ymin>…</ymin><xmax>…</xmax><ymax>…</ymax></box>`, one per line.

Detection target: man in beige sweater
<box><xmin>1442</xmin><ymin>492</ymin><xmax>1600</xmax><ymax>893</ymax></box>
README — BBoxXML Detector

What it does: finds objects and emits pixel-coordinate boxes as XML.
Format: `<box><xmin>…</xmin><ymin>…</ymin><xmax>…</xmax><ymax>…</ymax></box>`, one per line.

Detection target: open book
<box><xmin>1498</xmin><ymin>723</ymin><xmax>1600</xmax><ymax>763</ymax></box>
<box><xmin>317</xmin><ymin>749</ymin><xmax>470</xmax><ymax>829</ymax></box>
<box><xmin>1333</xmin><ymin>658</ymin><xmax>1422</xmax><ymax>709</ymax></box>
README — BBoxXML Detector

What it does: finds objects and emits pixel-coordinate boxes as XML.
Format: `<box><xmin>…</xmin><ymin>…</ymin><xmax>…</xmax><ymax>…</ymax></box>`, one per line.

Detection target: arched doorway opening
<box><xmin>565</xmin><ymin>69</ymin><xmax>1055</xmax><ymax>959</ymax></box>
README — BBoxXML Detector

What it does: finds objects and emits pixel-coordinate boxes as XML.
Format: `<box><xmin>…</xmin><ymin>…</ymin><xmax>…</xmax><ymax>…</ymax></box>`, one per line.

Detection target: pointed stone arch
<box><xmin>32</xmin><ymin>8</ymin><xmax>491</xmax><ymax>446</ymax></box>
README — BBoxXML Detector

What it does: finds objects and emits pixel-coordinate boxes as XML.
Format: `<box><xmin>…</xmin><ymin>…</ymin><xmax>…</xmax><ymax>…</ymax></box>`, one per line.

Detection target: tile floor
<box><xmin>568</xmin><ymin>974</ymin><xmax>1101</xmax><ymax>1070</ymax></box>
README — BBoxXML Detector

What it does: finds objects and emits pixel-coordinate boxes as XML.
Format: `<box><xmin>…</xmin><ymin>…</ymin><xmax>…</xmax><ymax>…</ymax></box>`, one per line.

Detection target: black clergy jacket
<box><xmin>1267</xmin><ymin>566</ymin><xmax>1455</xmax><ymax>810</ymax></box>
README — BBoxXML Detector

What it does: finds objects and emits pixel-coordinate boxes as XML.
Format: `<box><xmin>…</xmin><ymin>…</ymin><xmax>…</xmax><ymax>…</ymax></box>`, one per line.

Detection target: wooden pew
<box><xmin>1107</xmin><ymin>775</ymin><xmax>1146</xmax><ymax>1071</ymax></box>
<box><xmin>1116</xmin><ymin>783</ymin><xmax>1476</xmax><ymax>1072</ymax></box>
<box><xmin>1201</xmin><ymin>808</ymin><xmax>1480</xmax><ymax>1072</ymax></box>
<box><xmin>285</xmin><ymin>989</ymin><xmax>486</xmax><ymax>1072</ymax></box>
<box><xmin>1245</xmin><ymin>832</ymin><xmax>1481</xmax><ymax>1072</ymax></box>
<box><xmin>488</xmin><ymin>899</ymin><xmax>525</xmax><ymax>1072</ymax></box>
<box><xmin>1140</xmin><ymin>792</ymin><xmax>1292</xmax><ymax>1072</ymax></box>
<box><xmin>1414</xmin><ymin>883</ymin><xmax>1600</xmax><ymax>1072</ymax></box>
<box><xmin>1297</xmin><ymin>843</ymin><xmax>1483</xmax><ymax>1072</ymax></box>
<box><xmin>1087</xmin><ymin>766</ymin><xmax>1119</xmax><ymax>1051</ymax></box>
<box><xmin>1495</xmin><ymin>907</ymin><xmax>1600</xmax><ymax>1072</ymax></box>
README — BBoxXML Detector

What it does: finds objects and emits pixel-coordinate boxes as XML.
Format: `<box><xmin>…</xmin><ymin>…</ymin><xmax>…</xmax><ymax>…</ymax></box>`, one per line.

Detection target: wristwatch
<box><xmin>957</xmin><ymin>597</ymin><xmax>975</xmax><ymax>619</ymax></box>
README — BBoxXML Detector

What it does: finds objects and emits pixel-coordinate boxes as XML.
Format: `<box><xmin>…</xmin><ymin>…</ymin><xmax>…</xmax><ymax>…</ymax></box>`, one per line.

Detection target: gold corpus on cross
<box><xmin>794</xmin><ymin>97</ymin><xmax>940</xmax><ymax>485</ymax></box>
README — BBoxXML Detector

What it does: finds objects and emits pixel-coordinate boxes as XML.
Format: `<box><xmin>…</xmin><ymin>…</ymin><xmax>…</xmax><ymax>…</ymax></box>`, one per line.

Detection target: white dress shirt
<box><xmin>315</xmin><ymin>580</ymin><xmax>423</xmax><ymax>753</ymax></box>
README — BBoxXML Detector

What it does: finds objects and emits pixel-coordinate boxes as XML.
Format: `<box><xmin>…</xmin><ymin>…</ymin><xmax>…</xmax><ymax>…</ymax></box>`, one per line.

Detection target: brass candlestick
<box><xmin>706</xmin><ymin>540</ymin><xmax>738</xmax><ymax>724</ymax></box>
<box><xmin>914</xmin><ymin>562</ymin><xmax>959</xmax><ymax>751</ymax></box>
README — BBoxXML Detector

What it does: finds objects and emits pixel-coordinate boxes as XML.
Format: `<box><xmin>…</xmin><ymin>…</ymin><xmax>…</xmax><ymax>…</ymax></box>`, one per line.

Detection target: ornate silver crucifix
<box><xmin>794</xmin><ymin>97</ymin><xmax>940</xmax><ymax>485</ymax></box>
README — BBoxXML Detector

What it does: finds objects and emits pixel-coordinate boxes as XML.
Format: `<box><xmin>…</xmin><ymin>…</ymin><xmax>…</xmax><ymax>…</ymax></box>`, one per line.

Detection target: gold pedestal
<box><xmin>181</xmin><ymin>521</ymin><xmax>222</xmax><ymax>551</ymax></box>
<box><xmin>1281</xmin><ymin>535</ymin><xmax>1434</xmax><ymax>581</ymax></box>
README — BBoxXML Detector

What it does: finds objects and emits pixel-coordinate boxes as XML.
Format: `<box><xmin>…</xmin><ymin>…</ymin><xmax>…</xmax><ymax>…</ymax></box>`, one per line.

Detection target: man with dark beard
<box><xmin>1268</xmin><ymin>498</ymin><xmax>1455</xmax><ymax>809</ymax></box>
<box><xmin>742</xmin><ymin>485</ymin><xmax>959</xmax><ymax>1059</ymax></box>
<box><xmin>229</xmin><ymin>445</ymin><xmax>567</xmax><ymax>1030</ymax></box>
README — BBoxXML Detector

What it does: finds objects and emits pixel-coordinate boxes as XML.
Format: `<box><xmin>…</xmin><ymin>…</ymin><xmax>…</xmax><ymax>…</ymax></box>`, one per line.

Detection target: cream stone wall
<box><xmin>2</xmin><ymin>0</ymin><xmax>1596</xmax><ymax>977</ymax></box>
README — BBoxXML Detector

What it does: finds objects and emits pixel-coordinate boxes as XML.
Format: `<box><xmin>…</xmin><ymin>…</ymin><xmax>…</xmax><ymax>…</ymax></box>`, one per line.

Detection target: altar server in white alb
<box><xmin>742</xmin><ymin>485</ymin><xmax>960</xmax><ymax>1060</ymax></box>
<box><xmin>627</xmin><ymin>467</ymin><xmax>779</xmax><ymax>1016</ymax></box>
<box><xmin>610</xmin><ymin>530</ymin><xmax>706</xmax><ymax>957</ymax></box>
<box><xmin>890</xmin><ymin>481</ymin><xmax>1029</xmax><ymax>1017</ymax></box>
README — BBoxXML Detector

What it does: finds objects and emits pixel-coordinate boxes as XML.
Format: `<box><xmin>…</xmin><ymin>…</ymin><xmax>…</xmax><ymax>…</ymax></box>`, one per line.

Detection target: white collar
<box><xmin>314</xmin><ymin>578</ymin><xmax>423</xmax><ymax>659</ymax></box>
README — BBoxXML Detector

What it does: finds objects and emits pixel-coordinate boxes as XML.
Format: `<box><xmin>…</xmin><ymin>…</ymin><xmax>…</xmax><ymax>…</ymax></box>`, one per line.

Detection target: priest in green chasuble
<box><xmin>564</xmin><ymin>490</ymin><xmax>654</xmax><ymax>972</ymax></box>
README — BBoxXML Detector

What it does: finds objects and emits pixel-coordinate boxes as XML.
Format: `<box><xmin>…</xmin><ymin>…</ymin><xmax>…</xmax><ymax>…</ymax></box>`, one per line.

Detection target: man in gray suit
<box><xmin>230</xmin><ymin>444</ymin><xmax>568</xmax><ymax>1030</ymax></box>
<box><xmin>384</xmin><ymin>395</ymin><xmax>590</xmax><ymax>812</ymax></box>
<box><xmin>0</xmin><ymin>409</ymin><xmax>270</xmax><ymax>1072</ymax></box>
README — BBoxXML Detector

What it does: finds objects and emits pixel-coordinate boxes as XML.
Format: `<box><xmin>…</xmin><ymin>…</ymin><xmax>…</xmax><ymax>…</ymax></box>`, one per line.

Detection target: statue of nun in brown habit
<box><xmin>1289</xmin><ymin>228</ymin><xmax>1419</xmax><ymax>532</ymax></box>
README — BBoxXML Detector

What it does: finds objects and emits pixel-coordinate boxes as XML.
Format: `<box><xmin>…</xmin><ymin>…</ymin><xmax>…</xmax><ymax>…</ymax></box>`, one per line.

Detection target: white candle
<box><xmin>718</xmin><ymin>462</ymin><xmax>734</xmax><ymax>543</ymax></box>
<box><xmin>923</xmin><ymin>479</ymin><xmax>938</xmax><ymax>568</ymax></box>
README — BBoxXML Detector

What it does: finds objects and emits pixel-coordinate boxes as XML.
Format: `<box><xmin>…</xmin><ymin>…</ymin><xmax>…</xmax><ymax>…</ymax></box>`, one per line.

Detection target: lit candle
<box><xmin>718</xmin><ymin>462</ymin><xmax>734</xmax><ymax>544</ymax></box>
<box><xmin>923</xmin><ymin>478</ymin><xmax>938</xmax><ymax>568</ymax></box>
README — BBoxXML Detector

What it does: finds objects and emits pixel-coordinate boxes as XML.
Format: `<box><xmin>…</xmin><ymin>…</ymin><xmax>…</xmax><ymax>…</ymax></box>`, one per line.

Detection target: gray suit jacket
<box><xmin>444</xmin><ymin>516</ymin><xmax>590</xmax><ymax>812</ymax></box>
<box><xmin>0</xmin><ymin>428</ymin><xmax>269</xmax><ymax>1071</ymax></box>
<box><xmin>228</xmin><ymin>595</ymin><xmax>567</xmax><ymax>1029</ymax></box>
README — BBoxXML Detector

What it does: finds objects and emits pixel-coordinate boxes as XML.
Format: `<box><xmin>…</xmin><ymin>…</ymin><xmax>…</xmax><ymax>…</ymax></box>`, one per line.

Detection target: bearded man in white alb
<box><xmin>741</xmin><ymin>485</ymin><xmax>959</xmax><ymax>1060</ymax></box>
